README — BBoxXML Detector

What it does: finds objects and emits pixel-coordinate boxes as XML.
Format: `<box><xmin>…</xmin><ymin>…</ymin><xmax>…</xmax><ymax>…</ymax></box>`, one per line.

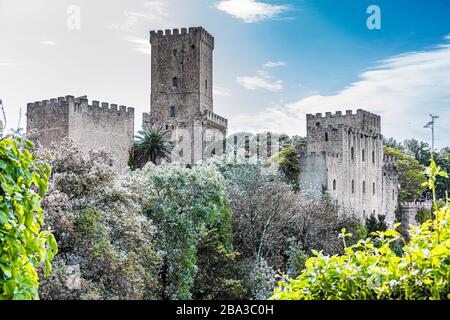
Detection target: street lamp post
<box><xmin>424</xmin><ymin>114</ymin><xmax>439</xmax><ymax>155</ymax></box>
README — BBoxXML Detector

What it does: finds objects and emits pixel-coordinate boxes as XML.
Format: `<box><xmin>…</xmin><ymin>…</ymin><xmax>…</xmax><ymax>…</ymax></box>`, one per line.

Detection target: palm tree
<box><xmin>133</xmin><ymin>127</ymin><xmax>173</xmax><ymax>168</ymax></box>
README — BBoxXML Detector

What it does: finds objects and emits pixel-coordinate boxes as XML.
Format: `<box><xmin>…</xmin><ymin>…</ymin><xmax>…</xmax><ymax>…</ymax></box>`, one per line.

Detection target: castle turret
<box><xmin>144</xmin><ymin>27</ymin><xmax>227</xmax><ymax>164</ymax></box>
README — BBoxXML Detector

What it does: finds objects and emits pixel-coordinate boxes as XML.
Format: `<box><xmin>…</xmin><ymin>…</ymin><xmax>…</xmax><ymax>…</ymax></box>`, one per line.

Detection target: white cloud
<box><xmin>121</xmin><ymin>36</ymin><xmax>151</xmax><ymax>55</ymax></box>
<box><xmin>263</xmin><ymin>61</ymin><xmax>287</xmax><ymax>68</ymax></box>
<box><xmin>237</xmin><ymin>61</ymin><xmax>285</xmax><ymax>92</ymax></box>
<box><xmin>40</xmin><ymin>40</ymin><xmax>56</xmax><ymax>46</ymax></box>
<box><xmin>0</xmin><ymin>62</ymin><xmax>17</xmax><ymax>67</ymax></box>
<box><xmin>214</xmin><ymin>86</ymin><xmax>232</xmax><ymax>97</ymax></box>
<box><xmin>216</xmin><ymin>0</ymin><xmax>289</xmax><ymax>23</ymax></box>
<box><xmin>237</xmin><ymin>75</ymin><xmax>283</xmax><ymax>92</ymax></box>
<box><xmin>108</xmin><ymin>1</ymin><xmax>170</xmax><ymax>33</ymax></box>
<box><xmin>231</xmin><ymin>36</ymin><xmax>450</xmax><ymax>148</ymax></box>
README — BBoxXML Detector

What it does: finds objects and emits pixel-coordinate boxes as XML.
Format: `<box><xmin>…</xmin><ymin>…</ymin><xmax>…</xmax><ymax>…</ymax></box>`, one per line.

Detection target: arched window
<box><xmin>363</xmin><ymin>181</ymin><xmax>366</xmax><ymax>194</ymax></box>
<box><xmin>373</xmin><ymin>182</ymin><xmax>376</xmax><ymax>195</ymax></box>
<box><xmin>362</xmin><ymin>149</ymin><xmax>365</xmax><ymax>161</ymax></box>
<box><xmin>325</xmin><ymin>132</ymin><xmax>329</xmax><ymax>142</ymax></box>
<box><xmin>352</xmin><ymin>180</ymin><xmax>355</xmax><ymax>194</ymax></box>
<box><xmin>333</xmin><ymin>179</ymin><xmax>337</xmax><ymax>191</ymax></box>
<box><xmin>351</xmin><ymin>147</ymin><xmax>355</xmax><ymax>160</ymax></box>
<box><xmin>172</xmin><ymin>77</ymin><xmax>179</xmax><ymax>87</ymax></box>
<box><xmin>170</xmin><ymin>106</ymin><xmax>176</xmax><ymax>118</ymax></box>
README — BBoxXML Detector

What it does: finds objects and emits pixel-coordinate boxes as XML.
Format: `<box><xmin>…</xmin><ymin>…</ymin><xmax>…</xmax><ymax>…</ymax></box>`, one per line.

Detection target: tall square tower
<box><xmin>143</xmin><ymin>27</ymin><xmax>227</xmax><ymax>165</ymax></box>
<box><xmin>299</xmin><ymin>109</ymin><xmax>398</xmax><ymax>224</ymax></box>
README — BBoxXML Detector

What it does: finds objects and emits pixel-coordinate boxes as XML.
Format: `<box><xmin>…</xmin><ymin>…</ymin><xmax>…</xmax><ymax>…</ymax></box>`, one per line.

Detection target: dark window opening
<box><xmin>372</xmin><ymin>150</ymin><xmax>375</xmax><ymax>163</ymax></box>
<box><xmin>191</xmin><ymin>44</ymin><xmax>196</xmax><ymax>49</ymax></box>
<box><xmin>373</xmin><ymin>182</ymin><xmax>376</xmax><ymax>195</ymax></box>
<box><xmin>363</xmin><ymin>181</ymin><xmax>366</xmax><ymax>194</ymax></box>
<box><xmin>172</xmin><ymin>77</ymin><xmax>179</xmax><ymax>87</ymax></box>
<box><xmin>325</xmin><ymin>132</ymin><xmax>329</xmax><ymax>141</ymax></box>
<box><xmin>352</xmin><ymin>180</ymin><xmax>355</xmax><ymax>194</ymax></box>
<box><xmin>333</xmin><ymin>179</ymin><xmax>337</xmax><ymax>191</ymax></box>
<box><xmin>205</xmin><ymin>80</ymin><xmax>208</xmax><ymax>90</ymax></box>
<box><xmin>362</xmin><ymin>149</ymin><xmax>365</xmax><ymax>161</ymax></box>
<box><xmin>267</xmin><ymin>133</ymin><xmax>272</xmax><ymax>157</ymax></box>
<box><xmin>211</xmin><ymin>148</ymin><xmax>216</xmax><ymax>156</ymax></box>
<box><xmin>245</xmin><ymin>136</ymin><xmax>250</xmax><ymax>159</ymax></box>
<box><xmin>170</xmin><ymin>106</ymin><xmax>176</xmax><ymax>118</ymax></box>
<box><xmin>351</xmin><ymin>147</ymin><xmax>355</xmax><ymax>160</ymax></box>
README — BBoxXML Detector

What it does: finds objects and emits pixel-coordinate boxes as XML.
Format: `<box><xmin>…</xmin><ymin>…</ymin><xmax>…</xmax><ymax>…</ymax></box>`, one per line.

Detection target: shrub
<box><xmin>37</xmin><ymin>140</ymin><xmax>161</xmax><ymax>300</ymax></box>
<box><xmin>0</xmin><ymin>137</ymin><xmax>57</xmax><ymax>300</ymax></box>
<box><xmin>272</xmin><ymin>161</ymin><xmax>450</xmax><ymax>300</ymax></box>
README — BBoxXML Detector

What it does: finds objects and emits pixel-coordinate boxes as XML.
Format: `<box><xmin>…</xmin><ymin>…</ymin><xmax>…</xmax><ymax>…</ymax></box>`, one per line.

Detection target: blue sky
<box><xmin>1</xmin><ymin>0</ymin><xmax>449</xmax><ymax>147</ymax></box>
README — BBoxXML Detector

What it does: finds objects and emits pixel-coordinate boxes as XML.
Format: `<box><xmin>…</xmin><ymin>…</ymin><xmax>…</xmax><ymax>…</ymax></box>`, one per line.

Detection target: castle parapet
<box><xmin>150</xmin><ymin>26</ymin><xmax>214</xmax><ymax>48</ymax></box>
<box><xmin>306</xmin><ymin>109</ymin><xmax>381</xmax><ymax>134</ymax></box>
<box><xmin>27</xmin><ymin>95</ymin><xmax>134</xmax><ymax>118</ymax></box>
<box><xmin>204</xmin><ymin>110</ymin><xmax>228</xmax><ymax>129</ymax></box>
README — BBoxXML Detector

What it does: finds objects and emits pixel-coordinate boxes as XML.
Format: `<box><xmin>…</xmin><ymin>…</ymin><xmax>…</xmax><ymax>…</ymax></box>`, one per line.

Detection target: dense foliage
<box><xmin>385</xmin><ymin>138</ymin><xmax>449</xmax><ymax>200</ymax></box>
<box><xmin>37</xmin><ymin>140</ymin><xmax>161</xmax><ymax>300</ymax></box>
<box><xmin>0</xmin><ymin>137</ymin><xmax>57</xmax><ymax>300</ymax></box>
<box><xmin>125</xmin><ymin>163</ymin><xmax>241</xmax><ymax>300</ymax></box>
<box><xmin>203</xmin><ymin>152</ymin><xmax>364</xmax><ymax>299</ymax></box>
<box><xmin>133</xmin><ymin>127</ymin><xmax>173</xmax><ymax>168</ymax></box>
<box><xmin>384</xmin><ymin>146</ymin><xmax>426</xmax><ymax>202</ymax></box>
<box><xmin>272</xmin><ymin>161</ymin><xmax>450</xmax><ymax>300</ymax></box>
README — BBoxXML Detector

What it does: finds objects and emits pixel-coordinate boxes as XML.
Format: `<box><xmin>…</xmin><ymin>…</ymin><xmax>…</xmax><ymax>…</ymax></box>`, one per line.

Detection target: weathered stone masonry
<box><xmin>299</xmin><ymin>109</ymin><xmax>399</xmax><ymax>225</ymax></box>
<box><xmin>27</xmin><ymin>95</ymin><xmax>134</xmax><ymax>173</ymax></box>
<box><xmin>143</xmin><ymin>27</ymin><xmax>228</xmax><ymax>164</ymax></box>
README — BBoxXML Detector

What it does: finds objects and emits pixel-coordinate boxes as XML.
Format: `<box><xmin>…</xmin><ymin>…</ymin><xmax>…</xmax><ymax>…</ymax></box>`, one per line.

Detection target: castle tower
<box><xmin>299</xmin><ymin>109</ymin><xmax>398</xmax><ymax>224</ymax></box>
<box><xmin>26</xmin><ymin>96</ymin><xmax>134</xmax><ymax>173</ymax></box>
<box><xmin>143</xmin><ymin>27</ymin><xmax>227</xmax><ymax>165</ymax></box>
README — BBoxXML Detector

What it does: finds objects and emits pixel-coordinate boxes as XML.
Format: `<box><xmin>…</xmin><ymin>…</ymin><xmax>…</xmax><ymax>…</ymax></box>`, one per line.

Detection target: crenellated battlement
<box><xmin>203</xmin><ymin>110</ymin><xmax>227</xmax><ymax>129</ymax></box>
<box><xmin>306</xmin><ymin>109</ymin><xmax>381</xmax><ymax>134</ymax></box>
<box><xmin>27</xmin><ymin>95</ymin><xmax>134</xmax><ymax>118</ymax></box>
<box><xmin>150</xmin><ymin>26</ymin><xmax>214</xmax><ymax>48</ymax></box>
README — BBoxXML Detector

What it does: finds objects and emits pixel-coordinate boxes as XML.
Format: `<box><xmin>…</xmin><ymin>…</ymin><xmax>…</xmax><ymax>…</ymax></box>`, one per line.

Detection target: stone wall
<box><xmin>300</xmin><ymin>109</ymin><xmax>398</xmax><ymax>224</ymax></box>
<box><xmin>27</xmin><ymin>95</ymin><xmax>134</xmax><ymax>173</ymax></box>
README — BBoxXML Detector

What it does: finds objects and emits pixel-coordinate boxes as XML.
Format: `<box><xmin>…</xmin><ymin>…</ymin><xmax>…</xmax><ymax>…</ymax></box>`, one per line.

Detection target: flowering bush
<box><xmin>272</xmin><ymin>161</ymin><xmax>450</xmax><ymax>300</ymax></box>
<box><xmin>37</xmin><ymin>140</ymin><xmax>161</xmax><ymax>300</ymax></box>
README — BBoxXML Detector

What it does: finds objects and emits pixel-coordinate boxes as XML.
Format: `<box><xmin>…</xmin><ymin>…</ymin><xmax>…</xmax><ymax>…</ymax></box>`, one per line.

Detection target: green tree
<box><xmin>273</xmin><ymin>145</ymin><xmax>300</xmax><ymax>190</ymax></box>
<box><xmin>384</xmin><ymin>146</ymin><xmax>426</xmax><ymax>202</ymax></box>
<box><xmin>403</xmin><ymin>139</ymin><xmax>431</xmax><ymax>167</ymax></box>
<box><xmin>435</xmin><ymin>149</ymin><xmax>450</xmax><ymax>200</ymax></box>
<box><xmin>0</xmin><ymin>137</ymin><xmax>57</xmax><ymax>300</ymax></box>
<box><xmin>133</xmin><ymin>127</ymin><xmax>173</xmax><ymax>168</ymax></box>
<box><xmin>133</xmin><ymin>164</ymin><xmax>239</xmax><ymax>300</ymax></box>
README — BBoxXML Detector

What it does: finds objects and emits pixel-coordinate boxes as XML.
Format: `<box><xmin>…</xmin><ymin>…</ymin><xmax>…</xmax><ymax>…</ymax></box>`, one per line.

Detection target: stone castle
<box><xmin>26</xmin><ymin>26</ymin><xmax>399</xmax><ymax>222</ymax></box>
<box><xmin>299</xmin><ymin>110</ymin><xmax>398</xmax><ymax>224</ymax></box>
<box><xmin>26</xmin><ymin>95</ymin><xmax>134</xmax><ymax>172</ymax></box>
<box><xmin>143</xmin><ymin>27</ymin><xmax>227</xmax><ymax>164</ymax></box>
